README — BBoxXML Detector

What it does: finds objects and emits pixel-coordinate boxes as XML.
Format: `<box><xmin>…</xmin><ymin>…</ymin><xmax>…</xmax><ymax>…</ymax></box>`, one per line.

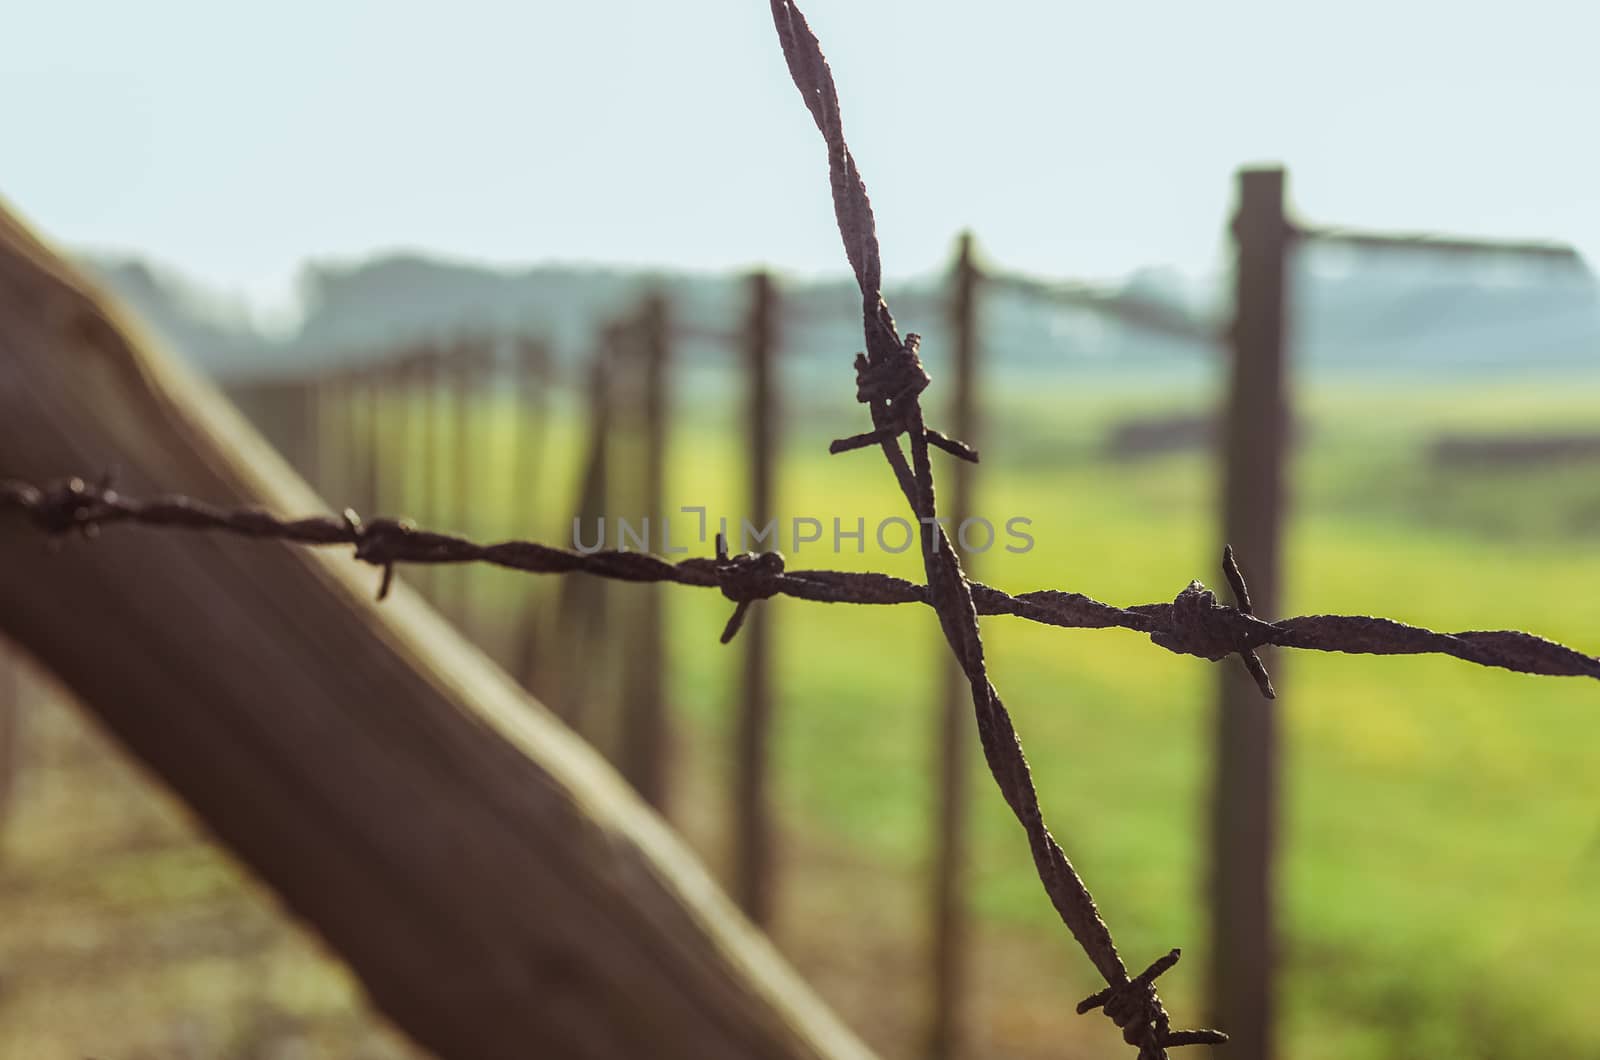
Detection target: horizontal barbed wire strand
<box><xmin>6</xmin><ymin>479</ymin><xmax>1594</xmax><ymax>685</ymax></box>
<box><xmin>2</xmin><ymin>7</ymin><xmax>1590</xmax><ymax>1054</ymax></box>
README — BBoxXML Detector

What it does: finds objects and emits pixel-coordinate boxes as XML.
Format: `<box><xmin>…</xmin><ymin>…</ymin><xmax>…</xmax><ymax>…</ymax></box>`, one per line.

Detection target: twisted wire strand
<box><xmin>5</xmin><ymin>470</ymin><xmax>1596</xmax><ymax>1052</ymax></box>
<box><xmin>5</xmin><ymin>478</ymin><xmax>1591</xmax><ymax>688</ymax></box>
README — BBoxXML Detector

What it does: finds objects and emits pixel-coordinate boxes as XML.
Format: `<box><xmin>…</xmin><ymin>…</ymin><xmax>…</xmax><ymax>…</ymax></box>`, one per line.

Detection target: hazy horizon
<box><xmin>7</xmin><ymin>0</ymin><xmax>1599</xmax><ymax>313</ymax></box>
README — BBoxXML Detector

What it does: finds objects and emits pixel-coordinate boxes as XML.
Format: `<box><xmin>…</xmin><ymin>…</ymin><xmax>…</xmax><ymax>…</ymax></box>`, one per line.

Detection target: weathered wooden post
<box><xmin>0</xmin><ymin>205</ymin><xmax>874</xmax><ymax>1060</ymax></box>
<box><xmin>367</xmin><ymin>356</ymin><xmax>394</xmax><ymax>518</ymax></box>
<box><xmin>448</xmin><ymin>337</ymin><xmax>491</xmax><ymax>633</ymax></box>
<box><xmin>225</xmin><ymin>378</ymin><xmax>320</xmax><ymax>486</ymax></box>
<box><xmin>512</xmin><ymin>337</ymin><xmax>552</xmax><ymax>540</ymax></box>
<box><xmin>733</xmin><ymin>270</ymin><xmax>779</xmax><ymax>925</ymax></box>
<box><xmin>546</xmin><ymin>331</ymin><xmax>617</xmax><ymax>730</ymax></box>
<box><xmin>419</xmin><ymin>342</ymin><xmax>445</xmax><ymax>601</ymax></box>
<box><xmin>314</xmin><ymin>367</ymin><xmax>345</xmax><ymax>503</ymax></box>
<box><xmin>1210</xmin><ymin>166</ymin><xmax>1293</xmax><ymax>1060</ymax></box>
<box><xmin>927</xmin><ymin>231</ymin><xmax>979</xmax><ymax>1060</ymax></box>
<box><xmin>510</xmin><ymin>337</ymin><xmax>553</xmax><ymax>685</ymax></box>
<box><xmin>618</xmin><ymin>294</ymin><xmax>672</xmax><ymax>812</ymax></box>
<box><xmin>0</xmin><ymin>641</ymin><xmax>17</xmax><ymax>851</ymax></box>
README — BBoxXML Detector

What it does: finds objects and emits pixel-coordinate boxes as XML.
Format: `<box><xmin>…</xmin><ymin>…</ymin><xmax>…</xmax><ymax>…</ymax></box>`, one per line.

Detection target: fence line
<box><xmin>199</xmin><ymin>214</ymin><xmax>1592</xmax><ymax>1060</ymax></box>
<box><xmin>122</xmin><ymin>42</ymin><xmax>1586</xmax><ymax>1055</ymax></box>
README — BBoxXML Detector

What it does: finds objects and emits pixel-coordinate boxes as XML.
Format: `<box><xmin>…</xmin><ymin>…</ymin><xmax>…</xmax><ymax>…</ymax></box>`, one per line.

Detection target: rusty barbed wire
<box><xmin>772</xmin><ymin>1</ymin><xmax>1213</xmax><ymax>1051</ymax></box>
<box><xmin>4</xmin><ymin>477</ymin><xmax>1593</xmax><ymax>692</ymax></box>
<box><xmin>0</xmin><ymin>6</ymin><xmax>1591</xmax><ymax>1056</ymax></box>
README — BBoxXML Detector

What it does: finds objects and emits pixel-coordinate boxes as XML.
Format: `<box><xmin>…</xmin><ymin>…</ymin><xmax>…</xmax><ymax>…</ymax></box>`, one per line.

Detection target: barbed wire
<box><xmin>2</xmin><ymin>6</ymin><xmax>1590</xmax><ymax>1057</ymax></box>
<box><xmin>767</xmin><ymin>2</ymin><xmax>1224</xmax><ymax>1055</ymax></box>
<box><xmin>5</xmin><ymin>477</ymin><xmax>1592</xmax><ymax>691</ymax></box>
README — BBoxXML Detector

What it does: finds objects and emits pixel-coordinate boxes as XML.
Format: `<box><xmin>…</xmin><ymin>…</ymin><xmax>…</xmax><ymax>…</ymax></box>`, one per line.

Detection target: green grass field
<box><xmin>603</xmin><ymin>379</ymin><xmax>1600</xmax><ymax>1059</ymax></box>
<box><xmin>12</xmin><ymin>374</ymin><xmax>1599</xmax><ymax>1059</ymax></box>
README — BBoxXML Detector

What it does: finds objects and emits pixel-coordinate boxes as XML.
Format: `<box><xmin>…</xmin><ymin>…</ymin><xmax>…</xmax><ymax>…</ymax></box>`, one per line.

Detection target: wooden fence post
<box><xmin>368</xmin><ymin>356</ymin><xmax>395</xmax><ymax>518</ymax></box>
<box><xmin>0</xmin><ymin>641</ymin><xmax>17</xmax><ymax>854</ymax></box>
<box><xmin>449</xmin><ymin>337</ymin><xmax>490</xmax><ymax>634</ymax></box>
<box><xmin>0</xmin><ymin>207</ymin><xmax>874</xmax><ymax>1060</ymax></box>
<box><xmin>513</xmin><ymin>337</ymin><xmax>552</xmax><ymax>540</ymax></box>
<box><xmin>928</xmin><ymin>231</ymin><xmax>979</xmax><ymax>1060</ymax></box>
<box><xmin>315</xmin><ymin>368</ymin><xmax>347</xmax><ymax>503</ymax></box>
<box><xmin>547</xmin><ymin>333</ymin><xmax>617</xmax><ymax>730</ymax></box>
<box><xmin>1210</xmin><ymin>166</ymin><xmax>1293</xmax><ymax>1060</ymax></box>
<box><xmin>618</xmin><ymin>294</ymin><xmax>672</xmax><ymax>812</ymax></box>
<box><xmin>733</xmin><ymin>270</ymin><xmax>779</xmax><ymax>925</ymax></box>
<box><xmin>511</xmin><ymin>337</ymin><xmax>553</xmax><ymax>685</ymax></box>
<box><xmin>419</xmin><ymin>343</ymin><xmax>445</xmax><ymax>602</ymax></box>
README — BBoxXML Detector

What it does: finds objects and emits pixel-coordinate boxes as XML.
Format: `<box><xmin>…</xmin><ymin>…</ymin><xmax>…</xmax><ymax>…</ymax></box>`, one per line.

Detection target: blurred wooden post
<box><xmin>317</xmin><ymin>369</ymin><xmax>346</xmax><ymax>502</ymax></box>
<box><xmin>1210</xmin><ymin>166</ymin><xmax>1292</xmax><ymax>1060</ymax></box>
<box><xmin>0</xmin><ymin>641</ymin><xmax>17</xmax><ymax>852</ymax></box>
<box><xmin>733</xmin><ymin>270</ymin><xmax>779</xmax><ymax>925</ymax></box>
<box><xmin>928</xmin><ymin>231</ymin><xmax>979</xmax><ymax>1060</ymax></box>
<box><xmin>512</xmin><ymin>338</ymin><xmax>551</xmax><ymax>539</ymax></box>
<box><xmin>547</xmin><ymin>334</ymin><xmax>616</xmax><ymax>729</ymax></box>
<box><xmin>0</xmin><ymin>208</ymin><xmax>874</xmax><ymax>1060</ymax></box>
<box><xmin>340</xmin><ymin>366</ymin><xmax>366</xmax><ymax>514</ymax></box>
<box><xmin>355</xmin><ymin>361</ymin><xmax>379</xmax><ymax>518</ymax></box>
<box><xmin>449</xmin><ymin>338</ymin><xmax>488</xmax><ymax>633</ymax></box>
<box><xmin>225</xmin><ymin>379</ymin><xmax>320</xmax><ymax>485</ymax></box>
<box><xmin>420</xmin><ymin>343</ymin><xmax>444</xmax><ymax>601</ymax></box>
<box><xmin>511</xmin><ymin>338</ymin><xmax>552</xmax><ymax>684</ymax></box>
<box><xmin>618</xmin><ymin>294</ymin><xmax>671</xmax><ymax>812</ymax></box>
<box><xmin>368</xmin><ymin>356</ymin><xmax>394</xmax><ymax>517</ymax></box>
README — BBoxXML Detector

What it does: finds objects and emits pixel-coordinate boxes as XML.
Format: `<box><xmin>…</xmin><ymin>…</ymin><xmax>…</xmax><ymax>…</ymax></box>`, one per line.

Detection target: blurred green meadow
<box><xmin>8</xmin><ymin>374</ymin><xmax>1600</xmax><ymax>1059</ymax></box>
<box><xmin>541</xmin><ymin>376</ymin><xmax>1600</xmax><ymax>1060</ymax></box>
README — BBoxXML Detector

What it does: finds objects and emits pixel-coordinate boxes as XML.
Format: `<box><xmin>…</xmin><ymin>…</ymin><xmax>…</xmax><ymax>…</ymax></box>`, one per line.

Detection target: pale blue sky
<box><xmin>4</xmin><ymin>0</ymin><xmax>1596</xmax><ymax>311</ymax></box>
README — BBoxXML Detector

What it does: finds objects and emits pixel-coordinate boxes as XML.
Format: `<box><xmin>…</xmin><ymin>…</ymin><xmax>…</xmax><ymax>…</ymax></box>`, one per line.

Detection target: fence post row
<box><xmin>618</xmin><ymin>294</ymin><xmax>673</xmax><ymax>812</ymax></box>
<box><xmin>927</xmin><ymin>231</ymin><xmax>980</xmax><ymax>1060</ymax></box>
<box><xmin>733</xmin><ymin>270</ymin><xmax>780</xmax><ymax>925</ymax></box>
<box><xmin>1210</xmin><ymin>166</ymin><xmax>1292</xmax><ymax>1060</ymax></box>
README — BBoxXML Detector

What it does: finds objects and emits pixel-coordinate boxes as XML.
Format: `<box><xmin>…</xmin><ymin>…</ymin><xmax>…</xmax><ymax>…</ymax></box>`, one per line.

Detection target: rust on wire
<box><xmin>0</xmin><ymin>6</ymin><xmax>1594</xmax><ymax>1054</ymax></box>
<box><xmin>4</xmin><ymin>478</ymin><xmax>1594</xmax><ymax>688</ymax></box>
<box><xmin>4</xmin><ymin>471</ymin><xmax>1599</xmax><ymax>1055</ymax></box>
<box><xmin>767</xmin><ymin>2</ymin><xmax>1219</xmax><ymax>1054</ymax></box>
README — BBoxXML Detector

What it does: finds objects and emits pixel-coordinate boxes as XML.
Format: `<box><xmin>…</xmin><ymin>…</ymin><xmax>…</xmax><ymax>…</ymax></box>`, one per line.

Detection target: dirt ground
<box><xmin>0</xmin><ymin>657</ymin><xmax>1110</xmax><ymax>1060</ymax></box>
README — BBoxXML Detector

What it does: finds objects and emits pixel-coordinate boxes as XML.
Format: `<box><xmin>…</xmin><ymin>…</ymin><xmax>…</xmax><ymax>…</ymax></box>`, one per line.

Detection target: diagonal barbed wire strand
<box><xmin>767</xmin><ymin>3</ymin><xmax>1221</xmax><ymax>1054</ymax></box>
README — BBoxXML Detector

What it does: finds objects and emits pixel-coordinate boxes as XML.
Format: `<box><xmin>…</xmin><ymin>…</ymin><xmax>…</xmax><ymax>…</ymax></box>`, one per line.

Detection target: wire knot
<box><xmin>828</xmin><ymin>334</ymin><xmax>978</xmax><ymax>463</ymax></box>
<box><xmin>1153</xmin><ymin>581</ymin><xmax>1250</xmax><ymax>662</ymax></box>
<box><xmin>350</xmin><ymin>513</ymin><xmax>416</xmax><ymax>601</ymax></box>
<box><xmin>1077</xmin><ymin>949</ymin><xmax>1227</xmax><ymax>1057</ymax></box>
<box><xmin>715</xmin><ymin>533</ymin><xmax>785</xmax><ymax>643</ymax></box>
<box><xmin>1149</xmin><ymin>546</ymin><xmax>1279</xmax><ymax>698</ymax></box>
<box><xmin>33</xmin><ymin>476</ymin><xmax>110</xmax><ymax>538</ymax></box>
<box><xmin>851</xmin><ymin>332</ymin><xmax>930</xmax><ymax>412</ymax></box>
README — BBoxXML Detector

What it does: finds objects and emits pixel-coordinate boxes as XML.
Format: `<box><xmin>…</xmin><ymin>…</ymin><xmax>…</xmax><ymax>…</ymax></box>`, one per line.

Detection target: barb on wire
<box><xmin>768</xmin><ymin>3</ymin><xmax>1219</xmax><ymax>1054</ymax></box>
<box><xmin>5</xmin><ymin>478</ymin><xmax>1594</xmax><ymax>685</ymax></box>
<box><xmin>0</xmin><ymin>8</ymin><xmax>1593</xmax><ymax>1055</ymax></box>
<box><xmin>4</xmin><ymin>474</ymin><xmax>1599</xmax><ymax>1056</ymax></box>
